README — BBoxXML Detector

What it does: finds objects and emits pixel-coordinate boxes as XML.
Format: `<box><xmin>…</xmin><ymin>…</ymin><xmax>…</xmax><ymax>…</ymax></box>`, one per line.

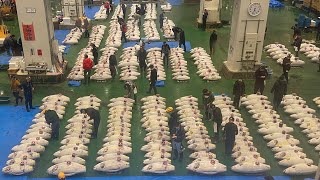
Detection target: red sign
<box><xmin>37</xmin><ymin>49</ymin><xmax>42</xmax><ymax>56</ymax></box>
<box><xmin>22</xmin><ymin>23</ymin><xmax>35</xmax><ymax>41</ymax></box>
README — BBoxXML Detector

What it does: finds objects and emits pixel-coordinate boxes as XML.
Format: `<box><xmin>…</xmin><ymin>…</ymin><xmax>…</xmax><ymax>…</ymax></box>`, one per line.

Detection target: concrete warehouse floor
<box><xmin>0</xmin><ymin>0</ymin><xmax>320</xmax><ymax>179</ymax></box>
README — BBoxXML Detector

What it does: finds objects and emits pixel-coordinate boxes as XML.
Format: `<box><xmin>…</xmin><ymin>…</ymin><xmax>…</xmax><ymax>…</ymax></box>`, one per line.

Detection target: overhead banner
<box><xmin>22</xmin><ymin>23</ymin><xmax>35</xmax><ymax>41</ymax></box>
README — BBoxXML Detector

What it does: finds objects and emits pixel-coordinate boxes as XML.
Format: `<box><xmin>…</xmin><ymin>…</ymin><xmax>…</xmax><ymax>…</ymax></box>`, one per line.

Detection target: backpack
<box><xmin>83</xmin><ymin>58</ymin><xmax>93</xmax><ymax>70</ymax></box>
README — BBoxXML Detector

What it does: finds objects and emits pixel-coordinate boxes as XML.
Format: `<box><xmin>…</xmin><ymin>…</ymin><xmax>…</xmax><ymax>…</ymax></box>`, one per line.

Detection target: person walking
<box><xmin>166</xmin><ymin>107</ymin><xmax>178</xmax><ymax>132</ymax></box>
<box><xmin>147</xmin><ymin>65</ymin><xmax>158</xmax><ymax>94</ymax></box>
<box><xmin>137</xmin><ymin>45</ymin><xmax>147</xmax><ymax>74</ymax></box>
<box><xmin>21</xmin><ymin>77</ymin><xmax>34</xmax><ymax>112</ymax></box>
<box><xmin>159</xmin><ymin>12</ymin><xmax>165</xmax><ymax>29</ymax></box>
<box><xmin>171</xmin><ymin>123</ymin><xmax>185</xmax><ymax>162</ymax></box>
<box><xmin>91</xmin><ymin>43</ymin><xmax>98</xmax><ymax>65</ymax></box>
<box><xmin>179</xmin><ymin>30</ymin><xmax>186</xmax><ymax>52</ymax></box>
<box><xmin>161</xmin><ymin>42</ymin><xmax>170</xmax><ymax>68</ymax></box>
<box><xmin>124</xmin><ymin>81</ymin><xmax>138</xmax><ymax>103</ymax></box>
<box><xmin>209</xmin><ymin>104</ymin><xmax>222</xmax><ymax>141</ymax></box>
<box><xmin>11</xmin><ymin>76</ymin><xmax>23</xmax><ymax>106</ymax></box>
<box><xmin>282</xmin><ymin>54</ymin><xmax>291</xmax><ymax>82</ymax></box>
<box><xmin>294</xmin><ymin>34</ymin><xmax>302</xmax><ymax>57</ymax></box>
<box><xmin>233</xmin><ymin>79</ymin><xmax>245</xmax><ymax>109</ymax></box>
<box><xmin>223</xmin><ymin>117</ymin><xmax>238</xmax><ymax>155</ymax></box>
<box><xmin>202</xmin><ymin>89</ymin><xmax>215</xmax><ymax>120</ymax></box>
<box><xmin>83</xmin><ymin>17</ymin><xmax>90</xmax><ymax>38</ymax></box>
<box><xmin>82</xmin><ymin>108</ymin><xmax>100</xmax><ymax>139</ymax></box>
<box><xmin>121</xmin><ymin>22</ymin><xmax>127</xmax><ymax>42</ymax></box>
<box><xmin>254</xmin><ymin>66</ymin><xmax>268</xmax><ymax>94</ymax></box>
<box><xmin>209</xmin><ymin>30</ymin><xmax>217</xmax><ymax>55</ymax></box>
<box><xmin>109</xmin><ymin>54</ymin><xmax>117</xmax><ymax>79</ymax></box>
<box><xmin>104</xmin><ymin>1</ymin><xmax>110</xmax><ymax>16</ymax></box>
<box><xmin>44</xmin><ymin>109</ymin><xmax>60</xmax><ymax>139</ymax></box>
<box><xmin>271</xmin><ymin>75</ymin><xmax>287</xmax><ymax>110</ymax></box>
<box><xmin>83</xmin><ymin>54</ymin><xmax>94</xmax><ymax>85</ymax></box>
<box><xmin>3</xmin><ymin>34</ymin><xmax>15</xmax><ymax>56</ymax></box>
<box><xmin>202</xmin><ymin>9</ymin><xmax>208</xmax><ymax>31</ymax></box>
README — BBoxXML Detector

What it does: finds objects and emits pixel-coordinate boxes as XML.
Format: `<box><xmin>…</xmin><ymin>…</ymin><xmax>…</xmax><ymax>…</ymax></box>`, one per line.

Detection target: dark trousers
<box><xmin>317</xmin><ymin>32</ymin><xmax>320</xmax><ymax>41</ymax></box>
<box><xmin>163</xmin><ymin>54</ymin><xmax>169</xmax><ymax>67</ymax></box>
<box><xmin>204</xmin><ymin>105</ymin><xmax>209</xmax><ymax>120</ymax></box>
<box><xmin>84</xmin><ymin>69</ymin><xmax>91</xmax><ymax>84</ymax></box>
<box><xmin>283</xmin><ymin>71</ymin><xmax>289</xmax><ymax>82</ymax></box>
<box><xmin>121</xmin><ymin>32</ymin><xmax>127</xmax><ymax>42</ymax></box>
<box><xmin>139</xmin><ymin>63</ymin><xmax>147</xmax><ymax>74</ymax></box>
<box><xmin>88</xmin><ymin>0</ymin><xmax>93</xmax><ymax>8</ymax></box>
<box><xmin>179</xmin><ymin>41</ymin><xmax>186</xmax><ymax>51</ymax></box>
<box><xmin>233</xmin><ymin>95</ymin><xmax>241</xmax><ymax>109</ymax></box>
<box><xmin>225</xmin><ymin>138</ymin><xmax>235</xmax><ymax>155</ymax></box>
<box><xmin>93</xmin><ymin>55</ymin><xmax>98</xmax><ymax>65</ymax></box>
<box><xmin>13</xmin><ymin>91</ymin><xmax>23</xmax><ymax>105</ymax></box>
<box><xmin>202</xmin><ymin>19</ymin><xmax>207</xmax><ymax>30</ymax></box>
<box><xmin>254</xmin><ymin>81</ymin><xmax>265</xmax><ymax>94</ymax></box>
<box><xmin>51</xmin><ymin>126</ymin><xmax>59</xmax><ymax>139</ymax></box>
<box><xmin>148</xmin><ymin>81</ymin><xmax>157</xmax><ymax>94</ymax></box>
<box><xmin>92</xmin><ymin>121</ymin><xmax>100</xmax><ymax>138</ymax></box>
<box><xmin>84</xmin><ymin>29</ymin><xmax>89</xmax><ymax>38</ymax></box>
<box><xmin>106</xmin><ymin>8</ymin><xmax>110</xmax><ymax>15</ymax></box>
<box><xmin>273</xmin><ymin>96</ymin><xmax>282</xmax><ymax>110</ymax></box>
<box><xmin>160</xmin><ymin>20</ymin><xmax>163</xmax><ymax>29</ymax></box>
<box><xmin>25</xmin><ymin>96</ymin><xmax>33</xmax><ymax>110</ymax></box>
<box><xmin>110</xmin><ymin>66</ymin><xmax>116</xmax><ymax>79</ymax></box>
<box><xmin>174</xmin><ymin>33</ymin><xmax>178</xmax><ymax>41</ymax></box>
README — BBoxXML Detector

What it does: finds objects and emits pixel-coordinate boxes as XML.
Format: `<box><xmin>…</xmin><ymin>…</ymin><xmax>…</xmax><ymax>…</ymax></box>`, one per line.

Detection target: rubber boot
<box><xmin>172</xmin><ymin>149</ymin><xmax>178</xmax><ymax>160</ymax></box>
<box><xmin>178</xmin><ymin>152</ymin><xmax>183</xmax><ymax>162</ymax></box>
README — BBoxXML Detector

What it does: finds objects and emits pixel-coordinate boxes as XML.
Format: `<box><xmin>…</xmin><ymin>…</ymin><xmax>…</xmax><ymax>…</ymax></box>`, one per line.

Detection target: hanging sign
<box><xmin>22</xmin><ymin>23</ymin><xmax>35</xmax><ymax>41</ymax></box>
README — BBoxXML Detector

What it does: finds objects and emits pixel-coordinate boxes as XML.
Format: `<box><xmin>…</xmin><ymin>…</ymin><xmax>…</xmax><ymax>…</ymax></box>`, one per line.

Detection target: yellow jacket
<box><xmin>11</xmin><ymin>79</ymin><xmax>21</xmax><ymax>92</ymax></box>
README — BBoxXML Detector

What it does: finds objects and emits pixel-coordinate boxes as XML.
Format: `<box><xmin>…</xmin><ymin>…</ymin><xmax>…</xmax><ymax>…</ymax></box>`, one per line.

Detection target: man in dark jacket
<box><xmin>121</xmin><ymin>4</ymin><xmax>126</xmax><ymax>18</ymax></box>
<box><xmin>282</xmin><ymin>54</ymin><xmax>291</xmax><ymax>82</ymax></box>
<box><xmin>3</xmin><ymin>35</ymin><xmax>15</xmax><ymax>56</ymax></box>
<box><xmin>209</xmin><ymin>104</ymin><xmax>222</xmax><ymax>141</ymax></box>
<box><xmin>294</xmin><ymin>35</ymin><xmax>302</xmax><ymax>57</ymax></box>
<box><xmin>159</xmin><ymin>12</ymin><xmax>165</xmax><ymax>29</ymax></box>
<box><xmin>44</xmin><ymin>110</ymin><xmax>60</xmax><ymax>139</ymax></box>
<box><xmin>137</xmin><ymin>46</ymin><xmax>147</xmax><ymax>74</ymax></box>
<box><xmin>179</xmin><ymin>30</ymin><xmax>186</xmax><ymax>52</ymax></box>
<box><xmin>202</xmin><ymin>9</ymin><xmax>208</xmax><ymax>31</ymax></box>
<box><xmin>271</xmin><ymin>75</ymin><xmax>287</xmax><ymax>110</ymax></box>
<box><xmin>209</xmin><ymin>30</ymin><xmax>217</xmax><ymax>55</ymax></box>
<box><xmin>109</xmin><ymin>54</ymin><xmax>117</xmax><ymax>79</ymax></box>
<box><xmin>147</xmin><ymin>65</ymin><xmax>157</xmax><ymax>94</ymax></box>
<box><xmin>233</xmin><ymin>79</ymin><xmax>245</xmax><ymax>109</ymax></box>
<box><xmin>21</xmin><ymin>77</ymin><xmax>34</xmax><ymax>112</ymax></box>
<box><xmin>82</xmin><ymin>108</ymin><xmax>100</xmax><ymax>139</ymax></box>
<box><xmin>161</xmin><ymin>42</ymin><xmax>170</xmax><ymax>67</ymax></box>
<box><xmin>166</xmin><ymin>107</ymin><xmax>178</xmax><ymax>132</ymax></box>
<box><xmin>224</xmin><ymin>117</ymin><xmax>238</xmax><ymax>155</ymax></box>
<box><xmin>171</xmin><ymin>123</ymin><xmax>185</xmax><ymax>161</ymax></box>
<box><xmin>91</xmin><ymin>43</ymin><xmax>98</xmax><ymax>65</ymax></box>
<box><xmin>254</xmin><ymin>66</ymin><xmax>268</xmax><ymax>94</ymax></box>
<box><xmin>202</xmin><ymin>89</ymin><xmax>215</xmax><ymax>120</ymax></box>
<box><xmin>172</xmin><ymin>26</ymin><xmax>181</xmax><ymax>41</ymax></box>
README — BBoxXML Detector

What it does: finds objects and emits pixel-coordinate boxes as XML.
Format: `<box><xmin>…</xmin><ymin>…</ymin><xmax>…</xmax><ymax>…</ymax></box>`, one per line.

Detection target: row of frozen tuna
<box><xmin>170</xmin><ymin>48</ymin><xmax>190</xmax><ymax>81</ymax></box>
<box><xmin>47</xmin><ymin>95</ymin><xmax>101</xmax><ymax>176</ymax></box>
<box><xmin>241</xmin><ymin>94</ymin><xmax>317</xmax><ymax>175</ymax></box>
<box><xmin>67</xmin><ymin>25</ymin><xmax>107</xmax><ymax>81</ymax></box>
<box><xmin>126</xmin><ymin>5</ymin><xmax>140</xmax><ymax>41</ymax></box>
<box><xmin>63</xmin><ymin>27</ymin><xmax>84</xmax><ymax>45</ymax></box>
<box><xmin>119</xmin><ymin>45</ymin><xmax>141</xmax><ymax>81</ymax></box>
<box><xmin>2</xmin><ymin>94</ymin><xmax>70</xmax><ymax>175</ymax></box>
<box><xmin>146</xmin><ymin>47</ymin><xmax>166</xmax><ymax>81</ymax></box>
<box><xmin>190</xmin><ymin>47</ymin><xmax>221</xmax><ymax>81</ymax></box>
<box><xmin>140</xmin><ymin>95</ymin><xmax>175</xmax><ymax>173</ymax></box>
<box><xmin>105</xmin><ymin>5</ymin><xmax>124</xmax><ymax>48</ymax></box>
<box><xmin>300</xmin><ymin>40</ymin><xmax>320</xmax><ymax>63</ymax></box>
<box><xmin>281</xmin><ymin>94</ymin><xmax>320</xmax><ymax>151</ymax></box>
<box><xmin>162</xmin><ymin>17</ymin><xmax>175</xmax><ymax>39</ymax></box>
<box><xmin>161</xmin><ymin>3</ymin><xmax>172</xmax><ymax>12</ymax></box>
<box><xmin>94</xmin><ymin>97</ymin><xmax>134</xmax><ymax>172</ymax></box>
<box><xmin>264</xmin><ymin>43</ymin><xmax>305</xmax><ymax>66</ymax></box>
<box><xmin>145</xmin><ymin>3</ymin><xmax>157</xmax><ymax>20</ymax></box>
<box><xmin>90</xmin><ymin>46</ymin><xmax>118</xmax><ymax>81</ymax></box>
<box><xmin>213</xmin><ymin>95</ymin><xmax>270</xmax><ymax>173</ymax></box>
<box><xmin>175</xmin><ymin>96</ymin><xmax>225</xmax><ymax>174</ymax></box>
<box><xmin>94</xmin><ymin>5</ymin><xmax>108</xmax><ymax>20</ymax></box>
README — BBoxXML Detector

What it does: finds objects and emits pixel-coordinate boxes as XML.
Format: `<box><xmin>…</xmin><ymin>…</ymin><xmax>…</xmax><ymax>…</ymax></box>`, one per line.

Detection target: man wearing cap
<box><xmin>223</xmin><ymin>117</ymin><xmax>238</xmax><ymax>155</ymax></box>
<box><xmin>147</xmin><ymin>65</ymin><xmax>158</xmax><ymax>94</ymax></box>
<box><xmin>44</xmin><ymin>109</ymin><xmax>60</xmax><ymax>139</ymax></box>
<box><xmin>209</xmin><ymin>104</ymin><xmax>222</xmax><ymax>141</ymax></box>
<box><xmin>202</xmin><ymin>89</ymin><xmax>215</xmax><ymax>120</ymax></box>
<box><xmin>58</xmin><ymin>172</ymin><xmax>65</xmax><ymax>180</ymax></box>
<box><xmin>166</xmin><ymin>107</ymin><xmax>178</xmax><ymax>132</ymax></box>
<box><xmin>21</xmin><ymin>77</ymin><xmax>34</xmax><ymax>112</ymax></box>
<box><xmin>171</xmin><ymin>123</ymin><xmax>185</xmax><ymax>162</ymax></box>
<box><xmin>254</xmin><ymin>66</ymin><xmax>268</xmax><ymax>94</ymax></box>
